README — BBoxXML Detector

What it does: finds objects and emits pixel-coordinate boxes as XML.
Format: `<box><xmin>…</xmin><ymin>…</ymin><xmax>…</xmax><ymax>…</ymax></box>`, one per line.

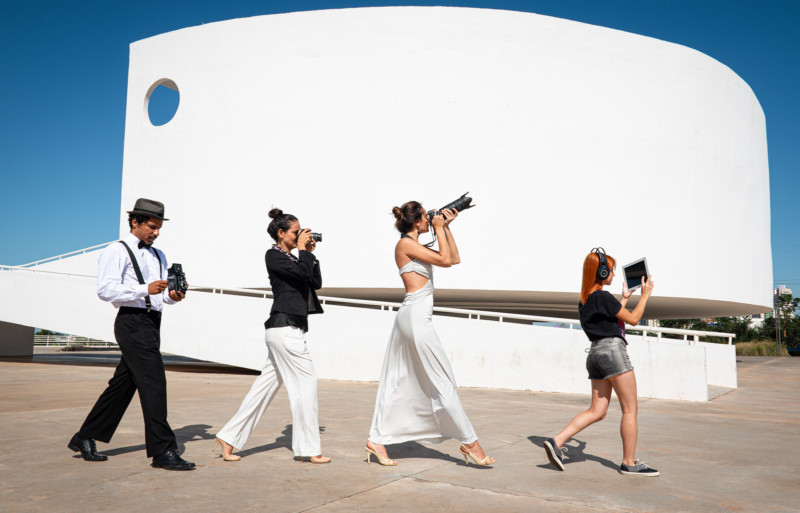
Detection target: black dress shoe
<box><xmin>152</xmin><ymin>449</ymin><xmax>196</xmax><ymax>471</ymax></box>
<box><xmin>68</xmin><ymin>433</ymin><xmax>108</xmax><ymax>462</ymax></box>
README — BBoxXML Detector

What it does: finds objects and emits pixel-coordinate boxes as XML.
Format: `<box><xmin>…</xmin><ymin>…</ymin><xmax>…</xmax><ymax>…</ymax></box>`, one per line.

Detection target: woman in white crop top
<box><xmin>364</xmin><ymin>201</ymin><xmax>495</xmax><ymax>467</ymax></box>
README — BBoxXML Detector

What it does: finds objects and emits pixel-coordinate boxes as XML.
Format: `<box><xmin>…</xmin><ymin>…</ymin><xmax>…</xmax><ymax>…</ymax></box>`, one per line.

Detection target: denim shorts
<box><xmin>586</xmin><ymin>337</ymin><xmax>633</xmax><ymax>380</ymax></box>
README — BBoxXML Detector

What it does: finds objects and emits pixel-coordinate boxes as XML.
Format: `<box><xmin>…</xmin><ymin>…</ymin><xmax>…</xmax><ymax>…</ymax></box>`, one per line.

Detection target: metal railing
<box><xmin>16</xmin><ymin>242</ymin><xmax>114</xmax><ymax>268</ymax></box>
<box><xmin>192</xmin><ymin>284</ymin><xmax>736</xmax><ymax>345</ymax></box>
<box><xmin>0</xmin><ymin>264</ymin><xmax>96</xmax><ymax>278</ymax></box>
<box><xmin>34</xmin><ymin>335</ymin><xmax>116</xmax><ymax>347</ymax></box>
<box><xmin>1</xmin><ymin>258</ymin><xmax>735</xmax><ymax>345</ymax></box>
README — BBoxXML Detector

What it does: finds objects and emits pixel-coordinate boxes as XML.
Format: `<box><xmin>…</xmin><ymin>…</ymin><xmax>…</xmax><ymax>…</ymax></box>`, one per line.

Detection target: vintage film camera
<box><xmin>167</xmin><ymin>263</ymin><xmax>188</xmax><ymax>294</ymax></box>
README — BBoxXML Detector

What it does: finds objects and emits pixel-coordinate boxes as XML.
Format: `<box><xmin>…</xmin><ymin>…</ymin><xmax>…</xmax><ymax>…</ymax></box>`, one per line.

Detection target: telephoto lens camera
<box><xmin>427</xmin><ymin>192</ymin><xmax>475</xmax><ymax>221</ymax></box>
<box><xmin>422</xmin><ymin>193</ymin><xmax>476</xmax><ymax>248</ymax></box>
<box><xmin>167</xmin><ymin>263</ymin><xmax>188</xmax><ymax>294</ymax></box>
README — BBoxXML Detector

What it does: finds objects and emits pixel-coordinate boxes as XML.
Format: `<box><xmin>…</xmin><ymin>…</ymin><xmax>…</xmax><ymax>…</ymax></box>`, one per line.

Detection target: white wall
<box><xmin>0</xmin><ymin>270</ymin><xmax>116</xmax><ymax>342</ymax></box>
<box><xmin>701</xmin><ymin>341</ymin><xmax>738</xmax><ymax>389</ymax></box>
<box><xmin>118</xmin><ymin>7</ymin><xmax>771</xmax><ymax>316</ymax></box>
<box><xmin>655</xmin><ymin>337</ymin><xmax>738</xmax><ymax>389</ymax></box>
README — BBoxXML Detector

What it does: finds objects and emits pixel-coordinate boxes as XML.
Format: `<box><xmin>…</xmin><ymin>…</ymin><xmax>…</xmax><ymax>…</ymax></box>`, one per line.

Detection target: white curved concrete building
<box><xmin>120</xmin><ymin>6</ymin><xmax>771</xmax><ymax>318</ymax></box>
<box><xmin>0</xmin><ymin>7</ymin><xmax>770</xmax><ymax>400</ymax></box>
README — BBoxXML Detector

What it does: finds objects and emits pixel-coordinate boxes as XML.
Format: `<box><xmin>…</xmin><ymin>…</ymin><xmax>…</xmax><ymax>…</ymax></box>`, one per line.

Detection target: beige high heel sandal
<box><xmin>459</xmin><ymin>443</ymin><xmax>495</xmax><ymax>466</ymax></box>
<box><xmin>364</xmin><ymin>443</ymin><xmax>397</xmax><ymax>466</ymax></box>
<box><xmin>213</xmin><ymin>438</ymin><xmax>241</xmax><ymax>461</ymax></box>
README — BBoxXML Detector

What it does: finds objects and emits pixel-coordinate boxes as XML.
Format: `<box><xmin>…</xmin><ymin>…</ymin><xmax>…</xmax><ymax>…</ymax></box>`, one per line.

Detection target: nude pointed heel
<box><xmin>459</xmin><ymin>444</ymin><xmax>495</xmax><ymax>467</ymax></box>
<box><xmin>364</xmin><ymin>444</ymin><xmax>397</xmax><ymax>466</ymax></box>
<box><xmin>213</xmin><ymin>437</ymin><xmax>241</xmax><ymax>461</ymax></box>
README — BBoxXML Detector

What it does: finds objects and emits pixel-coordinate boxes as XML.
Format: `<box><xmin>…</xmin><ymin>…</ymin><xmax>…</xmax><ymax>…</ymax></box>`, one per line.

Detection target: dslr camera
<box><xmin>167</xmin><ymin>263</ymin><xmax>188</xmax><ymax>295</ymax></box>
<box><xmin>296</xmin><ymin>230</ymin><xmax>323</xmax><ymax>243</ymax></box>
<box><xmin>427</xmin><ymin>192</ymin><xmax>475</xmax><ymax>221</ymax></box>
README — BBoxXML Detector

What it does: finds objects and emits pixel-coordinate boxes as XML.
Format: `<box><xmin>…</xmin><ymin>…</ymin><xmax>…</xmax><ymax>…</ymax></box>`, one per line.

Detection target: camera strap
<box><xmin>119</xmin><ymin>240</ymin><xmax>162</xmax><ymax>311</ymax></box>
<box><xmin>272</xmin><ymin>244</ymin><xmax>299</xmax><ymax>262</ymax></box>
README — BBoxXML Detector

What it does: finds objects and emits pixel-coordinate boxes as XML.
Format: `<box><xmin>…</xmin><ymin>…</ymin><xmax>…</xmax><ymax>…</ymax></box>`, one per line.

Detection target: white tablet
<box><xmin>622</xmin><ymin>257</ymin><xmax>649</xmax><ymax>291</ymax></box>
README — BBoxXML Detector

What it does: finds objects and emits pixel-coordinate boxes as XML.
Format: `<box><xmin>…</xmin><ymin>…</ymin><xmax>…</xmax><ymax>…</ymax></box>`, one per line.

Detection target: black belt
<box><xmin>118</xmin><ymin>306</ymin><xmax>162</xmax><ymax>319</ymax></box>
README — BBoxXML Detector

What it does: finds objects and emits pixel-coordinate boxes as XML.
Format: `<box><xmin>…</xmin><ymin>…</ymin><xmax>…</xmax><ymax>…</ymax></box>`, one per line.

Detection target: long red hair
<box><xmin>580</xmin><ymin>251</ymin><xmax>616</xmax><ymax>305</ymax></box>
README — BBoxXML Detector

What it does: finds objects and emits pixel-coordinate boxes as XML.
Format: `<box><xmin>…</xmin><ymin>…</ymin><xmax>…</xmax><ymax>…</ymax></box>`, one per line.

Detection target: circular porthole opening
<box><xmin>145</xmin><ymin>79</ymin><xmax>180</xmax><ymax>126</ymax></box>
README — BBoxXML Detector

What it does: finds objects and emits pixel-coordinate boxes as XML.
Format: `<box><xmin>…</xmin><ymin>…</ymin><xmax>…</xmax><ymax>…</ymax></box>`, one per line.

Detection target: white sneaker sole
<box><xmin>619</xmin><ymin>469</ymin><xmax>660</xmax><ymax>477</ymax></box>
<box><xmin>543</xmin><ymin>440</ymin><xmax>565</xmax><ymax>471</ymax></box>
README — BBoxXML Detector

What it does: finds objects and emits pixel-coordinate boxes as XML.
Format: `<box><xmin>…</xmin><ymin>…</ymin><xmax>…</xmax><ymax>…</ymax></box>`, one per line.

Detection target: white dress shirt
<box><xmin>97</xmin><ymin>232</ymin><xmax>175</xmax><ymax>311</ymax></box>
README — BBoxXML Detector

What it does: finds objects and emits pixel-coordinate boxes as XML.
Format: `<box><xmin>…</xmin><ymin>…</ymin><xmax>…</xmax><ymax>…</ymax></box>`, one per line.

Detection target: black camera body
<box><xmin>295</xmin><ymin>231</ymin><xmax>323</xmax><ymax>243</ymax></box>
<box><xmin>167</xmin><ymin>263</ymin><xmax>188</xmax><ymax>295</ymax></box>
<box><xmin>427</xmin><ymin>192</ymin><xmax>475</xmax><ymax>221</ymax></box>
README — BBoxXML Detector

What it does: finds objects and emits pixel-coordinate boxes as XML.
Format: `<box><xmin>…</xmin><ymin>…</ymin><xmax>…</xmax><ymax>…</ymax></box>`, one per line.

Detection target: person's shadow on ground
<box><xmin>365</xmin><ymin>441</ymin><xmax>495</xmax><ymax>468</ymax></box>
<box><xmin>528</xmin><ymin>435</ymin><xmax>617</xmax><ymax>471</ymax></box>
<box><xmin>95</xmin><ymin>423</ymin><xmax>214</xmax><ymax>457</ymax></box>
<box><xmin>234</xmin><ymin>424</ymin><xmax>296</xmax><ymax>458</ymax></box>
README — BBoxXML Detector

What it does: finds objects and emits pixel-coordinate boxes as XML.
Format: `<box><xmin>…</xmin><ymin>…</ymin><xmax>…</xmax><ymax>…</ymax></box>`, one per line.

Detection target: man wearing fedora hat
<box><xmin>68</xmin><ymin>198</ymin><xmax>195</xmax><ymax>471</ymax></box>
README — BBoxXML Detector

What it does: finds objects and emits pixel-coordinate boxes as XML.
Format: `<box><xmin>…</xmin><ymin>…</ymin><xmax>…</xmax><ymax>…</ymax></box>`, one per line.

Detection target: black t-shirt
<box><xmin>578</xmin><ymin>290</ymin><xmax>625</xmax><ymax>342</ymax></box>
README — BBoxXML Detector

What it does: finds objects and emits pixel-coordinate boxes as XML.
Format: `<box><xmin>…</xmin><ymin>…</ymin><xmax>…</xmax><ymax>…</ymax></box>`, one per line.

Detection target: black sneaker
<box><xmin>543</xmin><ymin>438</ymin><xmax>566</xmax><ymax>471</ymax></box>
<box><xmin>619</xmin><ymin>460</ymin><xmax>659</xmax><ymax>477</ymax></box>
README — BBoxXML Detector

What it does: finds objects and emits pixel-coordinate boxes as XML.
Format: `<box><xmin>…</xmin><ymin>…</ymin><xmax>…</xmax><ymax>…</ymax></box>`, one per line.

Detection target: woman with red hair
<box><xmin>543</xmin><ymin>248</ymin><xmax>659</xmax><ymax>476</ymax></box>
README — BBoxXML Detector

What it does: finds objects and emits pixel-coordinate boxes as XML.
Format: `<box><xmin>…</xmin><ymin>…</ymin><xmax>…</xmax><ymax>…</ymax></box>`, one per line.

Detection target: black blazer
<box><xmin>266</xmin><ymin>248</ymin><xmax>323</xmax><ymax>317</ymax></box>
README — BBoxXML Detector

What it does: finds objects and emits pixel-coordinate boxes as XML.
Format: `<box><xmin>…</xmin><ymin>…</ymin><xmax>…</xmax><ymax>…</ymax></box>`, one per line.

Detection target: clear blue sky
<box><xmin>2</xmin><ymin>0</ymin><xmax>798</xmax><ymax>290</ymax></box>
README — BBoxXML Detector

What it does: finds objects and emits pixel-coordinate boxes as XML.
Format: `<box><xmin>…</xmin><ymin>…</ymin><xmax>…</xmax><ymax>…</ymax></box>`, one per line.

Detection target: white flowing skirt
<box><xmin>369</xmin><ymin>285</ymin><xmax>478</xmax><ymax>445</ymax></box>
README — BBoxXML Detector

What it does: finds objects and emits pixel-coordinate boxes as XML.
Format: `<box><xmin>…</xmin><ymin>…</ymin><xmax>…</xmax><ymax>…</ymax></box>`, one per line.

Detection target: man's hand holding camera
<box><xmin>148</xmin><ymin>280</ymin><xmax>185</xmax><ymax>302</ymax></box>
<box><xmin>148</xmin><ymin>280</ymin><xmax>168</xmax><ymax>295</ymax></box>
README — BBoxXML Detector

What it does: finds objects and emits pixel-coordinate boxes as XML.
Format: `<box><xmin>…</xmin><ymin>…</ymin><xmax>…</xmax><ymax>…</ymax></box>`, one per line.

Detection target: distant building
<box><xmin>750</xmin><ymin>313</ymin><xmax>766</xmax><ymax>328</ymax></box>
<box><xmin>774</xmin><ymin>285</ymin><xmax>793</xmax><ymax>297</ymax></box>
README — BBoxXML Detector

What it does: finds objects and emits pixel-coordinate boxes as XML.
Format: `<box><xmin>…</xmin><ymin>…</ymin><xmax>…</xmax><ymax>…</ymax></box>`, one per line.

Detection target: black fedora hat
<box><xmin>127</xmin><ymin>198</ymin><xmax>169</xmax><ymax>221</ymax></box>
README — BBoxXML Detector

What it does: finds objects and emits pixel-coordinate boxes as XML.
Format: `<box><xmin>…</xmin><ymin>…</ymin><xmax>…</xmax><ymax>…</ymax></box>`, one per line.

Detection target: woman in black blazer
<box><xmin>214</xmin><ymin>208</ymin><xmax>331</xmax><ymax>463</ymax></box>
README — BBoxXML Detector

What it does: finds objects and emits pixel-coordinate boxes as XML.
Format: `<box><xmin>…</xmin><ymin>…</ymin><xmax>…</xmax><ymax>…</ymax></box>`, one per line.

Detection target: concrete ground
<box><xmin>1</xmin><ymin>349</ymin><xmax>798</xmax><ymax>513</ymax></box>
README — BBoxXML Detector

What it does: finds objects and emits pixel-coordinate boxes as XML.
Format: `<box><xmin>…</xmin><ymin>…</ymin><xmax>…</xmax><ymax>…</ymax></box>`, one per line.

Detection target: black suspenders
<box><xmin>119</xmin><ymin>241</ymin><xmax>163</xmax><ymax>312</ymax></box>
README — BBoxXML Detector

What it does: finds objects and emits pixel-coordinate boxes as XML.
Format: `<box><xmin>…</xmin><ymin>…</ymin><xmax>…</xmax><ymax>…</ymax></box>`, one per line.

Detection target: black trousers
<box><xmin>78</xmin><ymin>307</ymin><xmax>177</xmax><ymax>457</ymax></box>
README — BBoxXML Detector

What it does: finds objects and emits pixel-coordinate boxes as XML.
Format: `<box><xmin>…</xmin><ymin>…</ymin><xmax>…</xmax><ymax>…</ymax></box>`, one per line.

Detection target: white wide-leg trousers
<box><xmin>216</xmin><ymin>326</ymin><xmax>321</xmax><ymax>457</ymax></box>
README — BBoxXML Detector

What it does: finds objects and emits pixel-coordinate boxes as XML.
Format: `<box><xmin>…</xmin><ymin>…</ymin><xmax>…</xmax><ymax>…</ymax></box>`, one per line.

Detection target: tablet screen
<box><xmin>623</xmin><ymin>258</ymin><xmax>649</xmax><ymax>291</ymax></box>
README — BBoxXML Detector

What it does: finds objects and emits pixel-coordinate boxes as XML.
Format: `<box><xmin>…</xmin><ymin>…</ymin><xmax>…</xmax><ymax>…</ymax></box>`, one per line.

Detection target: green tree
<box><xmin>774</xmin><ymin>293</ymin><xmax>800</xmax><ymax>348</ymax></box>
<box><xmin>716</xmin><ymin>316</ymin><xmax>757</xmax><ymax>341</ymax></box>
<box><xmin>653</xmin><ymin>295</ymin><xmax>799</xmax><ymax>348</ymax></box>
<box><xmin>658</xmin><ymin>316</ymin><xmax>757</xmax><ymax>343</ymax></box>
<box><xmin>784</xmin><ymin>316</ymin><xmax>800</xmax><ymax>348</ymax></box>
<box><xmin>752</xmin><ymin>294</ymin><xmax>799</xmax><ymax>351</ymax></box>
<box><xmin>658</xmin><ymin>319</ymin><xmax>692</xmax><ymax>329</ymax></box>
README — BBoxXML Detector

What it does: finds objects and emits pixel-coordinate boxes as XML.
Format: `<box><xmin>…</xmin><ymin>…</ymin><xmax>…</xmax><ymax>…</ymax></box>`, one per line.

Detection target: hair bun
<box><xmin>392</xmin><ymin>206</ymin><xmax>402</xmax><ymax>219</ymax></box>
<box><xmin>268</xmin><ymin>208</ymin><xmax>283</xmax><ymax>219</ymax></box>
